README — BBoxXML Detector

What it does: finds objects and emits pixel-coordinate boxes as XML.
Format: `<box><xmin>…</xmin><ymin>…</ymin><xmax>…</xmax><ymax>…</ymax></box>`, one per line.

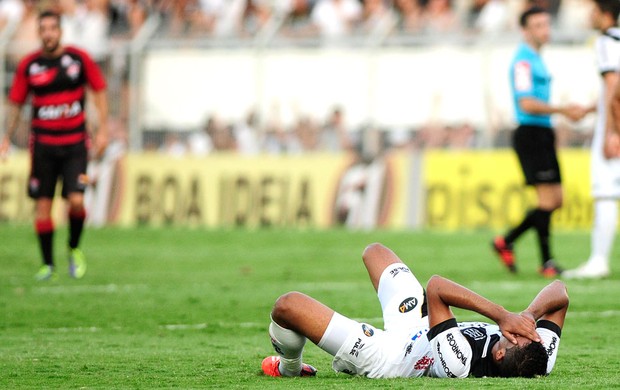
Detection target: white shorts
<box><xmin>591</xmin><ymin>153</ymin><xmax>620</xmax><ymax>198</ymax></box>
<box><xmin>330</xmin><ymin>263</ymin><xmax>432</xmax><ymax>378</ymax></box>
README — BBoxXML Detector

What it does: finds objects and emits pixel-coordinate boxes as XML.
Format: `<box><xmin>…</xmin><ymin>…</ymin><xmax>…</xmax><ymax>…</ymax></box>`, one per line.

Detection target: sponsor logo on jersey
<box><xmin>411</xmin><ymin>329</ymin><xmax>425</xmax><ymax>342</ymax></box>
<box><xmin>414</xmin><ymin>355</ymin><xmax>434</xmax><ymax>370</ymax></box>
<box><xmin>349</xmin><ymin>338</ymin><xmax>365</xmax><ymax>357</ymax></box>
<box><xmin>362</xmin><ymin>324</ymin><xmax>374</xmax><ymax>337</ymax></box>
<box><xmin>389</xmin><ymin>266</ymin><xmax>410</xmax><ymax>278</ymax></box>
<box><xmin>437</xmin><ymin>342</ymin><xmax>456</xmax><ymax>378</ymax></box>
<box><xmin>38</xmin><ymin>101</ymin><xmax>82</xmax><ymax>120</ymax></box>
<box><xmin>446</xmin><ymin>333</ymin><xmax>467</xmax><ymax>365</ymax></box>
<box><xmin>546</xmin><ymin>336</ymin><xmax>558</xmax><ymax>356</ymax></box>
<box><xmin>29</xmin><ymin>65</ymin><xmax>58</xmax><ymax>86</ymax></box>
<box><xmin>67</xmin><ymin>63</ymin><xmax>81</xmax><ymax>79</ymax></box>
<box><xmin>462</xmin><ymin>327</ymin><xmax>485</xmax><ymax>341</ymax></box>
<box><xmin>399</xmin><ymin>297</ymin><xmax>418</xmax><ymax>313</ymax></box>
<box><xmin>61</xmin><ymin>55</ymin><xmax>73</xmax><ymax>67</ymax></box>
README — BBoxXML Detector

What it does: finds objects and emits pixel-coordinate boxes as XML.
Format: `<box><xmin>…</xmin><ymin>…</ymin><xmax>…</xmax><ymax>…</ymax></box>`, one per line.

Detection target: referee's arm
<box><xmin>518</xmin><ymin>97</ymin><xmax>586</xmax><ymax>122</ymax></box>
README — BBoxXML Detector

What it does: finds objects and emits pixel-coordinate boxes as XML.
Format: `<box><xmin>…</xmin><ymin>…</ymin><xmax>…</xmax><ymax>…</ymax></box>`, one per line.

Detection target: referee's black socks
<box><xmin>505</xmin><ymin>208</ymin><xmax>553</xmax><ymax>264</ymax></box>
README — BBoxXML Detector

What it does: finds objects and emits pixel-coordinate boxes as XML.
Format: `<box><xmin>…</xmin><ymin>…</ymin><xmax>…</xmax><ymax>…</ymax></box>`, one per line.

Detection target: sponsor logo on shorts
<box><xmin>29</xmin><ymin>177</ymin><xmax>40</xmax><ymax>194</ymax></box>
<box><xmin>399</xmin><ymin>297</ymin><xmax>418</xmax><ymax>313</ymax></box>
<box><xmin>446</xmin><ymin>333</ymin><xmax>467</xmax><ymax>365</ymax></box>
<box><xmin>437</xmin><ymin>342</ymin><xmax>456</xmax><ymax>378</ymax></box>
<box><xmin>462</xmin><ymin>328</ymin><xmax>485</xmax><ymax>341</ymax></box>
<box><xmin>362</xmin><ymin>324</ymin><xmax>374</xmax><ymax>337</ymax></box>
<box><xmin>390</xmin><ymin>266</ymin><xmax>410</xmax><ymax>277</ymax></box>
<box><xmin>414</xmin><ymin>355</ymin><xmax>434</xmax><ymax>370</ymax></box>
<box><xmin>546</xmin><ymin>336</ymin><xmax>558</xmax><ymax>356</ymax></box>
<box><xmin>404</xmin><ymin>342</ymin><xmax>413</xmax><ymax>357</ymax></box>
<box><xmin>349</xmin><ymin>338</ymin><xmax>365</xmax><ymax>358</ymax></box>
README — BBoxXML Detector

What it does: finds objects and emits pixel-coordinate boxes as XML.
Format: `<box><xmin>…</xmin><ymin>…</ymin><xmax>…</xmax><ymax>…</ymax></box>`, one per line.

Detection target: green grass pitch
<box><xmin>1</xmin><ymin>225</ymin><xmax>618</xmax><ymax>389</ymax></box>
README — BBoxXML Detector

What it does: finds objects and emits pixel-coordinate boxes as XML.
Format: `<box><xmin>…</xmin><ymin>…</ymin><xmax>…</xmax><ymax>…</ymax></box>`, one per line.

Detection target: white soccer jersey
<box><xmin>427</xmin><ymin>320</ymin><xmax>561</xmax><ymax>378</ymax></box>
<box><xmin>592</xmin><ymin>27</ymin><xmax>620</xmax><ymax>198</ymax></box>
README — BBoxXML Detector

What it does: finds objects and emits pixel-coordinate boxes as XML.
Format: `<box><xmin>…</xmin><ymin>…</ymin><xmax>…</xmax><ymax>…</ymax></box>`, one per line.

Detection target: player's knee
<box><xmin>362</xmin><ymin>243</ymin><xmax>385</xmax><ymax>264</ymax></box>
<box><xmin>272</xmin><ymin>292</ymin><xmax>304</xmax><ymax>322</ymax></box>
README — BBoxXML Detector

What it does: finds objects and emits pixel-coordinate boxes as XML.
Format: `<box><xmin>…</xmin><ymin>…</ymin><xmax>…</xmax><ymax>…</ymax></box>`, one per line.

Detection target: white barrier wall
<box><xmin>141</xmin><ymin>44</ymin><xmax>599</xmax><ymax>133</ymax></box>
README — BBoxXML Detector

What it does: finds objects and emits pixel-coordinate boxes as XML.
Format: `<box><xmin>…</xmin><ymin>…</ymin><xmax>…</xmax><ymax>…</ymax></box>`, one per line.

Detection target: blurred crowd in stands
<box><xmin>1</xmin><ymin>0</ymin><xmax>595</xmax><ymax>155</ymax></box>
<box><xmin>0</xmin><ymin>0</ymin><xmax>593</xmax><ymax>44</ymax></box>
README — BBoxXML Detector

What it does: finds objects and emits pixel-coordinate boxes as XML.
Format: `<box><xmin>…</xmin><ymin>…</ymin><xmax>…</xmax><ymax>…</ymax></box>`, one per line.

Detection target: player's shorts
<box><xmin>513</xmin><ymin>125</ymin><xmax>561</xmax><ymax>185</ymax></box>
<box><xmin>331</xmin><ymin>263</ymin><xmax>432</xmax><ymax>378</ymax></box>
<box><xmin>29</xmin><ymin>141</ymin><xmax>88</xmax><ymax>199</ymax></box>
<box><xmin>591</xmin><ymin>151</ymin><xmax>620</xmax><ymax>198</ymax></box>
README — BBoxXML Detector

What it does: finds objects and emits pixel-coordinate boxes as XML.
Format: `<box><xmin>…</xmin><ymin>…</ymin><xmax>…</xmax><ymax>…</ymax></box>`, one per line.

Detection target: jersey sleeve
<box><xmin>8</xmin><ymin>57</ymin><xmax>31</xmax><ymax>104</ymax></box>
<box><xmin>536</xmin><ymin>319</ymin><xmax>561</xmax><ymax>375</ymax></box>
<box><xmin>511</xmin><ymin>60</ymin><xmax>534</xmax><ymax>98</ymax></box>
<box><xmin>596</xmin><ymin>36</ymin><xmax>620</xmax><ymax>75</ymax></box>
<box><xmin>427</xmin><ymin>318</ymin><xmax>472</xmax><ymax>378</ymax></box>
<box><xmin>81</xmin><ymin>50</ymin><xmax>107</xmax><ymax>91</ymax></box>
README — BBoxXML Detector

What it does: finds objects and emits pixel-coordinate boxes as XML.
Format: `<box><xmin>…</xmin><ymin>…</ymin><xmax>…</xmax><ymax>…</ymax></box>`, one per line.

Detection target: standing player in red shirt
<box><xmin>0</xmin><ymin>10</ymin><xmax>108</xmax><ymax>281</ymax></box>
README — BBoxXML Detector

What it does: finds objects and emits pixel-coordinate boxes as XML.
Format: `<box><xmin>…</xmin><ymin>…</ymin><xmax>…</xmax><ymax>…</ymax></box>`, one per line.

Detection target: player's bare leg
<box><xmin>362</xmin><ymin>243</ymin><xmax>405</xmax><ymax>292</ymax></box>
<box><xmin>264</xmin><ymin>292</ymin><xmax>334</xmax><ymax>377</ymax></box>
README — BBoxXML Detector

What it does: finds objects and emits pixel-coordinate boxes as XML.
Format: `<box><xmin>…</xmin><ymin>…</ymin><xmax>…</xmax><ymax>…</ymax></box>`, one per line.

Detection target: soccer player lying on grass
<box><xmin>262</xmin><ymin>243</ymin><xmax>568</xmax><ymax>378</ymax></box>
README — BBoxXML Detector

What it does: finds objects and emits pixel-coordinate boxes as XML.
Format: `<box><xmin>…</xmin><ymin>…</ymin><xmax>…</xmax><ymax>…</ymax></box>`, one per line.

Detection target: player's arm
<box><xmin>520</xmin><ymin>280</ymin><xmax>569</xmax><ymax>329</ymax></box>
<box><xmin>426</xmin><ymin>275</ymin><xmax>540</xmax><ymax>344</ymax></box>
<box><xmin>90</xmin><ymin>89</ymin><xmax>109</xmax><ymax>159</ymax></box>
<box><xmin>0</xmin><ymin>102</ymin><xmax>23</xmax><ymax>158</ymax></box>
<box><xmin>518</xmin><ymin>98</ymin><xmax>586</xmax><ymax>122</ymax></box>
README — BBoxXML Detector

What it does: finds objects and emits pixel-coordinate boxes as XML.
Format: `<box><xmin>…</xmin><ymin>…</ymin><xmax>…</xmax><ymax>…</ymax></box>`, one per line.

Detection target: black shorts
<box><xmin>512</xmin><ymin>125</ymin><xmax>561</xmax><ymax>185</ymax></box>
<box><xmin>29</xmin><ymin>142</ymin><xmax>88</xmax><ymax>199</ymax></box>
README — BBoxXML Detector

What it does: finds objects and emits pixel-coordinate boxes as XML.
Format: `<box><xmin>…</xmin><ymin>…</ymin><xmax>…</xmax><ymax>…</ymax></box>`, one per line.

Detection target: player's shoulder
<box><xmin>16</xmin><ymin>50</ymin><xmax>43</xmax><ymax>68</ymax></box>
<box><xmin>63</xmin><ymin>45</ymin><xmax>94</xmax><ymax>61</ymax></box>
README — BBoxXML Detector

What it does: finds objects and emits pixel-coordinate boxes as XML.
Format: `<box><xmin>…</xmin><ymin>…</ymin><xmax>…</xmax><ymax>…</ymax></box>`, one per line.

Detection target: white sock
<box><xmin>269</xmin><ymin>318</ymin><xmax>306</xmax><ymax>376</ymax></box>
<box><xmin>589</xmin><ymin>199</ymin><xmax>617</xmax><ymax>269</ymax></box>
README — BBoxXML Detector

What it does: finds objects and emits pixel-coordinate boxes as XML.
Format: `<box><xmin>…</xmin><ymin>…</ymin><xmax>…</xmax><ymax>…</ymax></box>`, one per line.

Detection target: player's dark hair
<box><xmin>519</xmin><ymin>6</ymin><xmax>549</xmax><ymax>28</ymax></box>
<box><xmin>497</xmin><ymin>341</ymin><xmax>548</xmax><ymax>378</ymax></box>
<box><xmin>595</xmin><ymin>0</ymin><xmax>620</xmax><ymax>25</ymax></box>
<box><xmin>39</xmin><ymin>10</ymin><xmax>61</xmax><ymax>25</ymax></box>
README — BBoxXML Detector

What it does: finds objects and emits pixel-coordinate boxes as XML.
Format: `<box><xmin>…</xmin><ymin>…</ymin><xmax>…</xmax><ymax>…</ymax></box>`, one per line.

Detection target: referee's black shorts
<box><xmin>512</xmin><ymin>124</ymin><xmax>561</xmax><ymax>186</ymax></box>
<box><xmin>28</xmin><ymin>141</ymin><xmax>88</xmax><ymax>199</ymax></box>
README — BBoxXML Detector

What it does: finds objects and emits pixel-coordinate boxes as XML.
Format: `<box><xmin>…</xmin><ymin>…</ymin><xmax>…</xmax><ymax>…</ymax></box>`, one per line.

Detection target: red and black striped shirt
<box><xmin>8</xmin><ymin>46</ymin><xmax>106</xmax><ymax>146</ymax></box>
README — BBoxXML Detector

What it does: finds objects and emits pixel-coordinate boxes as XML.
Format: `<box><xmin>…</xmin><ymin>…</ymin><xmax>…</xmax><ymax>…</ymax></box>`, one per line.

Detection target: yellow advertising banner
<box><xmin>0</xmin><ymin>153</ymin><xmax>34</xmax><ymax>223</ymax></box>
<box><xmin>423</xmin><ymin>149</ymin><xmax>593</xmax><ymax>230</ymax></box>
<box><xmin>0</xmin><ymin>150</ymin><xmax>592</xmax><ymax>230</ymax></box>
<box><xmin>112</xmin><ymin>152</ymin><xmax>409</xmax><ymax>228</ymax></box>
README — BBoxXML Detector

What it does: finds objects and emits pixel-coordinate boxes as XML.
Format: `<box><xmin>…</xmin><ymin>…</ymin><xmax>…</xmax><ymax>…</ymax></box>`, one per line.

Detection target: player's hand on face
<box><xmin>498</xmin><ymin>312</ymin><xmax>540</xmax><ymax>344</ymax></box>
<box><xmin>603</xmin><ymin>132</ymin><xmax>620</xmax><ymax>159</ymax></box>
